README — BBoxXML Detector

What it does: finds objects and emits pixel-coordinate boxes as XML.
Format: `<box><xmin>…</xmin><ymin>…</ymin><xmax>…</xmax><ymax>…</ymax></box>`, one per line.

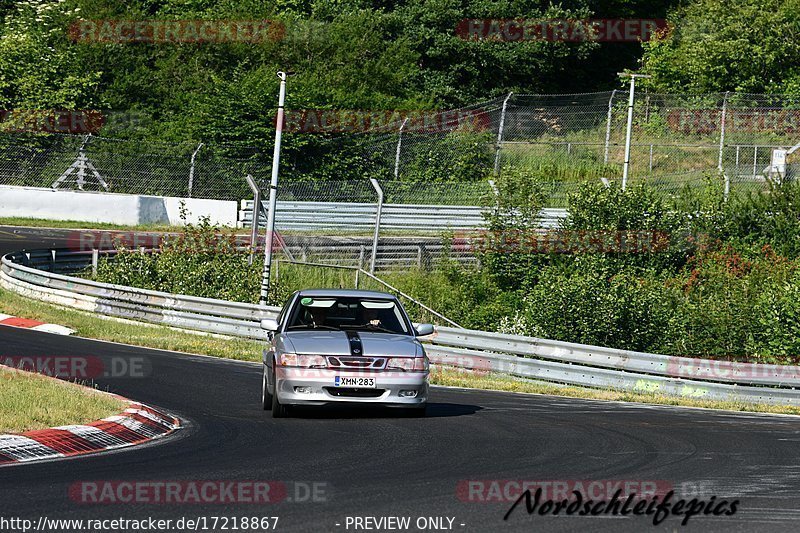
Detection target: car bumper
<box><xmin>275</xmin><ymin>368</ymin><xmax>428</xmax><ymax>407</ymax></box>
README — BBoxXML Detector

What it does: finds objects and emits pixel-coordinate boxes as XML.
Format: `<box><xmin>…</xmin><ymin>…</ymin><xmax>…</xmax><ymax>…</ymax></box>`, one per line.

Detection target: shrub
<box><xmin>510</xmin><ymin>256</ymin><xmax>677</xmax><ymax>352</ymax></box>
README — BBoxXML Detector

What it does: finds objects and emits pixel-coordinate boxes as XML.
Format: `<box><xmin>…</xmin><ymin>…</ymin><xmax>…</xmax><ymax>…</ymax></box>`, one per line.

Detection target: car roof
<box><xmin>295</xmin><ymin>288</ymin><xmax>398</xmax><ymax>300</ymax></box>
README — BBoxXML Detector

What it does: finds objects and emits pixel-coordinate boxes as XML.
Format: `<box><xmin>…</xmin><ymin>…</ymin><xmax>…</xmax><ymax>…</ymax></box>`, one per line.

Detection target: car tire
<box><xmin>271</xmin><ymin>367</ymin><xmax>291</xmax><ymax>418</ymax></box>
<box><xmin>261</xmin><ymin>365</ymin><xmax>272</xmax><ymax>411</ymax></box>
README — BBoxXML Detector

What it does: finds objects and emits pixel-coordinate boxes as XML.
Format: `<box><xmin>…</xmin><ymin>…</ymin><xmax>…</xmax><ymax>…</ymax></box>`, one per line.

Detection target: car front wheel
<box><xmin>271</xmin><ymin>366</ymin><xmax>291</xmax><ymax>418</ymax></box>
<box><xmin>261</xmin><ymin>365</ymin><xmax>272</xmax><ymax>411</ymax></box>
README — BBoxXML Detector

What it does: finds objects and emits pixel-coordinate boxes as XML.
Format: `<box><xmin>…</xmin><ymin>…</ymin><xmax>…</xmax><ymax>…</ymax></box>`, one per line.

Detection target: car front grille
<box><xmin>323</xmin><ymin>387</ymin><xmax>386</xmax><ymax>398</ymax></box>
<box><xmin>327</xmin><ymin>356</ymin><xmax>386</xmax><ymax>370</ymax></box>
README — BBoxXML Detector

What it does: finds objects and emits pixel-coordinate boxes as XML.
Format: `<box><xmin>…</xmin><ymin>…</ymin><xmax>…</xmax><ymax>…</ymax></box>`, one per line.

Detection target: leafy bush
<box><xmin>94</xmin><ymin>216</ymin><xmax>285</xmax><ymax>305</ymax></box>
<box><xmin>669</xmin><ymin>242</ymin><xmax>798</xmax><ymax>362</ymax></box>
<box><xmin>506</xmin><ymin>256</ymin><xmax>677</xmax><ymax>352</ymax></box>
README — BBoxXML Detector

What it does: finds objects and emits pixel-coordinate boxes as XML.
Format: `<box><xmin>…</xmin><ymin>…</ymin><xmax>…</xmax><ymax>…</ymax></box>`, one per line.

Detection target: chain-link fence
<box><xmin>3</xmin><ymin>90</ymin><xmax>800</xmax><ymax>210</ymax></box>
<box><xmin>0</xmin><ymin>134</ymin><xmax>263</xmax><ymax>200</ymax></box>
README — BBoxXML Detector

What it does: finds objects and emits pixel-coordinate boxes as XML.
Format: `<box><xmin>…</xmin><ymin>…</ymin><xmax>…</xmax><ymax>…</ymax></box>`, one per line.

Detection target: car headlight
<box><xmin>386</xmin><ymin>356</ymin><xmax>429</xmax><ymax>372</ymax></box>
<box><xmin>279</xmin><ymin>353</ymin><xmax>327</xmax><ymax>368</ymax></box>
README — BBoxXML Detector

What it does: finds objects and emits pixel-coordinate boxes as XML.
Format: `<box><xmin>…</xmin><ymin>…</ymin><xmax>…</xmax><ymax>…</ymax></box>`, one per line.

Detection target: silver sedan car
<box><xmin>260</xmin><ymin>289</ymin><xmax>433</xmax><ymax>418</ymax></box>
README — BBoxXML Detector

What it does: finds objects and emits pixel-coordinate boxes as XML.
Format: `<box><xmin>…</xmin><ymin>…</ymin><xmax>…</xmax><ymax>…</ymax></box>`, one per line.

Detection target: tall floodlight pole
<box><xmin>259</xmin><ymin>71</ymin><xmax>288</xmax><ymax>306</ymax></box>
<box><xmin>619</xmin><ymin>72</ymin><xmax>651</xmax><ymax>190</ymax></box>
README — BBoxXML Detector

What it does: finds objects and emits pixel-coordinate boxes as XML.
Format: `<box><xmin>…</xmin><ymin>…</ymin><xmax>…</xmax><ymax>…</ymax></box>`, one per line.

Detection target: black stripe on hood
<box><xmin>345</xmin><ymin>330</ymin><xmax>363</xmax><ymax>356</ymax></box>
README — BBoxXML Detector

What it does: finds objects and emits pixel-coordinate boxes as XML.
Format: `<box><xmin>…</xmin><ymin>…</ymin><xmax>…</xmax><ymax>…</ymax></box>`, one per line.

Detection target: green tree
<box><xmin>640</xmin><ymin>0</ymin><xmax>800</xmax><ymax>94</ymax></box>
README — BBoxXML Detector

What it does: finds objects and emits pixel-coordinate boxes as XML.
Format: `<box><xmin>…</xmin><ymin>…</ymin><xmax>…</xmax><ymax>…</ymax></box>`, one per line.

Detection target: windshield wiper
<box><xmin>285</xmin><ymin>325</ymin><xmax>339</xmax><ymax>331</ymax></box>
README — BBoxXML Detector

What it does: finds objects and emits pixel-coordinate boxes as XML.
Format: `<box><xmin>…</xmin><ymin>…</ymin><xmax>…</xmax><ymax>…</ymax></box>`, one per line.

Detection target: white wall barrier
<box><xmin>0</xmin><ymin>186</ymin><xmax>238</xmax><ymax>227</ymax></box>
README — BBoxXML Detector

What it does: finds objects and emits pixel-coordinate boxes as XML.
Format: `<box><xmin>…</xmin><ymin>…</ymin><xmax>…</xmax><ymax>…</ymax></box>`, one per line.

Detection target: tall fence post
<box><xmin>603</xmin><ymin>89</ymin><xmax>617</xmax><ymax>164</ymax></box>
<box><xmin>719</xmin><ymin>92</ymin><xmax>730</xmax><ymax>200</ymax></box>
<box><xmin>245</xmin><ymin>174</ymin><xmax>261</xmax><ymax>266</ymax></box>
<box><xmin>369</xmin><ymin>178</ymin><xmax>384</xmax><ymax>274</ymax></box>
<box><xmin>394</xmin><ymin>118</ymin><xmax>409</xmax><ymax>179</ymax></box>
<box><xmin>187</xmin><ymin>142</ymin><xmax>203</xmax><ymax>198</ymax></box>
<box><xmin>493</xmin><ymin>92</ymin><xmax>513</xmax><ymax>175</ymax></box>
<box><xmin>259</xmin><ymin>71</ymin><xmax>288</xmax><ymax>306</ymax></box>
<box><xmin>620</xmin><ymin>73</ymin><xmax>651</xmax><ymax>190</ymax></box>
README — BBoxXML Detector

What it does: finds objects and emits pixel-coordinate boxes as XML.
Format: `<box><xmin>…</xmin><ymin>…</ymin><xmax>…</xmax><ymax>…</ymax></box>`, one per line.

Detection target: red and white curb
<box><xmin>0</xmin><ymin>402</ymin><xmax>180</xmax><ymax>466</ymax></box>
<box><xmin>0</xmin><ymin>313</ymin><xmax>75</xmax><ymax>335</ymax></box>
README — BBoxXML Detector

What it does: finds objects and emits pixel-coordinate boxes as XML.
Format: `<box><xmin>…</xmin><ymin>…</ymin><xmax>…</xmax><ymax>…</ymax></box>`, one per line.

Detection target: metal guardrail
<box><xmin>4</xmin><ymin>248</ymin><xmax>800</xmax><ymax>406</ymax></box>
<box><xmin>239</xmin><ymin>200</ymin><xmax>567</xmax><ymax>232</ymax></box>
<box><xmin>1</xmin><ymin>250</ymin><xmax>278</xmax><ymax>340</ymax></box>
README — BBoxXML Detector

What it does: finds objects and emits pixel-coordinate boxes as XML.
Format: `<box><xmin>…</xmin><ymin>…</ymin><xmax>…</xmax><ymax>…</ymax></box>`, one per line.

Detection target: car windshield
<box><xmin>285</xmin><ymin>296</ymin><xmax>411</xmax><ymax>335</ymax></box>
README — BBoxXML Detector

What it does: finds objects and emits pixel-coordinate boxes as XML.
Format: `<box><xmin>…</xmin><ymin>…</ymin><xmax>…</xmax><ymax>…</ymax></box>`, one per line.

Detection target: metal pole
<box><xmin>259</xmin><ymin>71</ymin><xmax>288</xmax><ymax>306</ymax></box>
<box><xmin>188</xmin><ymin>142</ymin><xmax>203</xmax><ymax>198</ymax></box>
<box><xmin>394</xmin><ymin>118</ymin><xmax>408</xmax><ymax>179</ymax></box>
<box><xmin>619</xmin><ymin>73</ymin><xmax>651</xmax><ymax>189</ymax></box>
<box><xmin>493</xmin><ymin>92</ymin><xmax>513</xmax><ymax>174</ymax></box>
<box><xmin>649</xmin><ymin>144</ymin><xmax>653</xmax><ymax>173</ymax></box>
<box><xmin>753</xmin><ymin>146</ymin><xmax>758</xmax><ymax>179</ymax></box>
<box><xmin>77</xmin><ymin>135</ymin><xmax>89</xmax><ymax>190</ymax></box>
<box><xmin>603</xmin><ymin>90</ymin><xmax>617</xmax><ymax>164</ymax></box>
<box><xmin>369</xmin><ymin>178</ymin><xmax>384</xmax><ymax>274</ymax></box>
<box><xmin>718</xmin><ymin>92</ymin><xmax>729</xmax><ymax>171</ymax></box>
<box><xmin>245</xmin><ymin>174</ymin><xmax>261</xmax><ymax>266</ymax></box>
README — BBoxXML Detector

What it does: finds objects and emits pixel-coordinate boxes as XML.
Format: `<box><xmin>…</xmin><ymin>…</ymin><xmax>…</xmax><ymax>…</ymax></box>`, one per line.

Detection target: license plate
<box><xmin>335</xmin><ymin>376</ymin><xmax>376</xmax><ymax>388</ymax></box>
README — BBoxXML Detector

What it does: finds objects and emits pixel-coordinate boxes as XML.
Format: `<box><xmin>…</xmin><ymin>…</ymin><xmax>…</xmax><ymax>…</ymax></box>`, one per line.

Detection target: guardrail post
<box><xmin>493</xmin><ymin>93</ymin><xmax>513</xmax><ymax>175</ymax></box>
<box><xmin>188</xmin><ymin>142</ymin><xmax>203</xmax><ymax>198</ymax></box>
<box><xmin>91</xmin><ymin>248</ymin><xmax>99</xmax><ymax>277</ymax></box>
<box><xmin>603</xmin><ymin>90</ymin><xmax>617</xmax><ymax>164</ymax></box>
<box><xmin>369</xmin><ymin>178</ymin><xmax>384</xmax><ymax>274</ymax></box>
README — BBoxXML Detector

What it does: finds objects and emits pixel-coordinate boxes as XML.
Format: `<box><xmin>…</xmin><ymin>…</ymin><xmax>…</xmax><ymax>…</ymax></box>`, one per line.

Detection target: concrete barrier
<box><xmin>0</xmin><ymin>186</ymin><xmax>238</xmax><ymax>226</ymax></box>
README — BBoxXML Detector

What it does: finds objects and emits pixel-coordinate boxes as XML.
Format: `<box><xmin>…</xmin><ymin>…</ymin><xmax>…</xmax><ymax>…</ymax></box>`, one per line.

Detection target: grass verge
<box><xmin>2</xmin><ymin>285</ymin><xmax>799</xmax><ymax>416</ymax></box>
<box><xmin>0</xmin><ymin>287</ymin><xmax>263</xmax><ymax>361</ymax></box>
<box><xmin>0</xmin><ymin>367</ymin><xmax>127</xmax><ymax>433</ymax></box>
<box><xmin>0</xmin><ymin>217</ymin><xmax>192</xmax><ymax>232</ymax></box>
<box><xmin>432</xmin><ymin>369</ymin><xmax>800</xmax><ymax>416</ymax></box>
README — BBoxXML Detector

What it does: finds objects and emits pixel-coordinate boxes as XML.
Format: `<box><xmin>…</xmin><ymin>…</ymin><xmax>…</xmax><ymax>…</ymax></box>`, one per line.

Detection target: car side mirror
<box><xmin>415</xmin><ymin>323</ymin><xmax>435</xmax><ymax>336</ymax></box>
<box><xmin>260</xmin><ymin>318</ymin><xmax>279</xmax><ymax>332</ymax></box>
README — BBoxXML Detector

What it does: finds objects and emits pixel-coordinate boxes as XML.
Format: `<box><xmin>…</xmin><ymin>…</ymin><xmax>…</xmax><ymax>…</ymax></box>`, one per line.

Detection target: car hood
<box><xmin>279</xmin><ymin>330</ymin><xmax>422</xmax><ymax>357</ymax></box>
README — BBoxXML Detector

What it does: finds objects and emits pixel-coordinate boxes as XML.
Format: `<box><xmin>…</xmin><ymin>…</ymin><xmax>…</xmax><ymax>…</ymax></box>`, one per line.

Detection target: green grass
<box><xmin>432</xmin><ymin>369</ymin><xmax>800</xmax><ymax>416</ymax></box>
<box><xmin>0</xmin><ymin>367</ymin><xmax>127</xmax><ymax>433</ymax></box>
<box><xmin>0</xmin><ymin>217</ymin><xmax>192</xmax><ymax>232</ymax></box>
<box><xmin>2</xmin><ymin>284</ymin><xmax>799</xmax><ymax>416</ymax></box>
<box><xmin>0</xmin><ymin>287</ymin><xmax>264</xmax><ymax>361</ymax></box>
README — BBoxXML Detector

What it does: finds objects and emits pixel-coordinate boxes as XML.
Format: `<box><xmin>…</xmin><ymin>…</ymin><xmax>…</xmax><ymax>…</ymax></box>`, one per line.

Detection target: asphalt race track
<box><xmin>2</xmin><ymin>226</ymin><xmax>800</xmax><ymax>532</ymax></box>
